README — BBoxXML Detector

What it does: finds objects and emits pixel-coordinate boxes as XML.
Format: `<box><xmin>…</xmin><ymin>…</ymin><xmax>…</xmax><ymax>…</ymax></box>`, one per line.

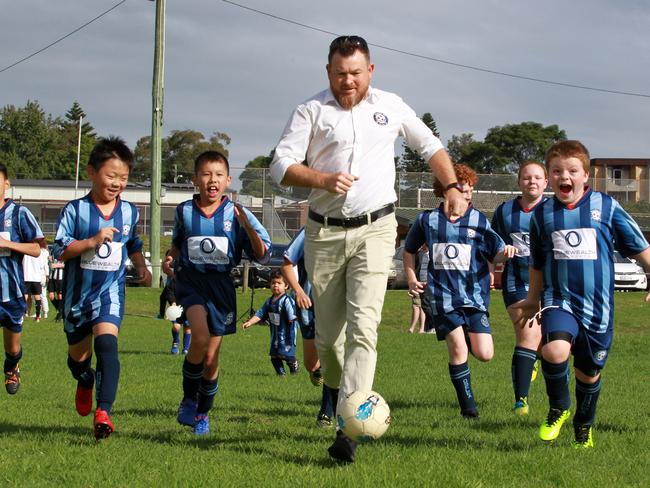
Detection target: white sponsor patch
<box><xmin>510</xmin><ymin>232</ymin><xmax>530</xmax><ymax>257</ymax></box>
<box><xmin>187</xmin><ymin>236</ymin><xmax>229</xmax><ymax>265</ymax></box>
<box><xmin>431</xmin><ymin>243</ymin><xmax>471</xmax><ymax>271</ymax></box>
<box><xmin>268</xmin><ymin>312</ymin><xmax>281</xmax><ymax>326</ymax></box>
<box><xmin>0</xmin><ymin>231</ymin><xmax>10</xmax><ymax>257</ymax></box>
<box><xmin>551</xmin><ymin>228</ymin><xmax>597</xmax><ymax>260</ymax></box>
<box><xmin>80</xmin><ymin>242</ymin><xmax>123</xmax><ymax>271</ymax></box>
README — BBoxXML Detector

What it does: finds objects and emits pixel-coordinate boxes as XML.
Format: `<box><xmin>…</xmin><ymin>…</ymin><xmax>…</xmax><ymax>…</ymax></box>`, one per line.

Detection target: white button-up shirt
<box><xmin>270</xmin><ymin>86</ymin><xmax>444</xmax><ymax>218</ymax></box>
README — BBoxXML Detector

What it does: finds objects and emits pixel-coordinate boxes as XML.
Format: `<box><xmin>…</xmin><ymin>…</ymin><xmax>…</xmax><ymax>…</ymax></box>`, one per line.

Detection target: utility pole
<box><xmin>150</xmin><ymin>0</ymin><xmax>166</xmax><ymax>288</ymax></box>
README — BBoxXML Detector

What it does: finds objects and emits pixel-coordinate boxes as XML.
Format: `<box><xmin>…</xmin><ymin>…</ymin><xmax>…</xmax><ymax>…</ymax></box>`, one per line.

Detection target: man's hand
<box><xmin>443</xmin><ymin>188</ymin><xmax>468</xmax><ymax>220</ymax></box>
<box><xmin>323</xmin><ymin>172</ymin><xmax>359</xmax><ymax>194</ymax></box>
<box><xmin>510</xmin><ymin>298</ymin><xmax>540</xmax><ymax>329</ymax></box>
<box><xmin>295</xmin><ymin>289</ymin><xmax>312</xmax><ymax>310</ymax></box>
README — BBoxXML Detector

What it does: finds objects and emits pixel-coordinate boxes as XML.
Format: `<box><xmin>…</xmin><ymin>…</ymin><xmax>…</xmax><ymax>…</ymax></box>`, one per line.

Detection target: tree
<box><xmin>238</xmin><ymin>150</ymin><xmax>310</xmax><ymax>200</ymax></box>
<box><xmin>398</xmin><ymin>112</ymin><xmax>440</xmax><ymax>172</ymax></box>
<box><xmin>57</xmin><ymin>101</ymin><xmax>98</xmax><ymax>180</ymax></box>
<box><xmin>0</xmin><ymin>100</ymin><xmax>65</xmax><ymax>179</ymax></box>
<box><xmin>133</xmin><ymin>130</ymin><xmax>231</xmax><ymax>183</ymax></box>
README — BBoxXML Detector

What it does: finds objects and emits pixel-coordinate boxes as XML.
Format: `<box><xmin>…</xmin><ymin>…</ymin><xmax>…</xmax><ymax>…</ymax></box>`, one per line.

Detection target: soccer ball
<box><xmin>337</xmin><ymin>390</ymin><xmax>391</xmax><ymax>442</ymax></box>
<box><xmin>164</xmin><ymin>304</ymin><xmax>183</xmax><ymax>321</ymax></box>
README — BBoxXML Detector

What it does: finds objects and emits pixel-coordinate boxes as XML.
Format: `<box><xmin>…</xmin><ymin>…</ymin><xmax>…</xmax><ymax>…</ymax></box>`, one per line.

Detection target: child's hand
<box><xmin>645</xmin><ymin>290</ymin><xmax>650</xmax><ymax>303</ymax></box>
<box><xmin>407</xmin><ymin>279</ymin><xmax>425</xmax><ymax>298</ymax></box>
<box><xmin>242</xmin><ymin>320</ymin><xmax>251</xmax><ymax>329</ymax></box>
<box><xmin>0</xmin><ymin>235</ymin><xmax>9</xmax><ymax>248</ymax></box>
<box><xmin>295</xmin><ymin>289</ymin><xmax>312</xmax><ymax>310</ymax></box>
<box><xmin>162</xmin><ymin>255</ymin><xmax>175</xmax><ymax>277</ymax></box>
<box><xmin>502</xmin><ymin>245</ymin><xmax>518</xmax><ymax>259</ymax></box>
<box><xmin>92</xmin><ymin>227</ymin><xmax>119</xmax><ymax>247</ymax></box>
<box><xmin>510</xmin><ymin>298</ymin><xmax>540</xmax><ymax>328</ymax></box>
<box><xmin>133</xmin><ymin>264</ymin><xmax>152</xmax><ymax>286</ymax></box>
<box><xmin>233</xmin><ymin>203</ymin><xmax>250</xmax><ymax>228</ymax></box>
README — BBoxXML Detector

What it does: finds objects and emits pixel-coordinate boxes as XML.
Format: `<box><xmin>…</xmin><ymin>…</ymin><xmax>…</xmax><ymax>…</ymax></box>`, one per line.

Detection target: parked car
<box><xmin>125</xmin><ymin>256</ymin><xmax>153</xmax><ymax>286</ymax></box>
<box><xmin>388</xmin><ymin>246</ymin><xmax>408</xmax><ymax>289</ymax></box>
<box><xmin>613</xmin><ymin>251</ymin><xmax>648</xmax><ymax>291</ymax></box>
<box><xmin>233</xmin><ymin>244</ymin><xmax>289</xmax><ymax>288</ymax></box>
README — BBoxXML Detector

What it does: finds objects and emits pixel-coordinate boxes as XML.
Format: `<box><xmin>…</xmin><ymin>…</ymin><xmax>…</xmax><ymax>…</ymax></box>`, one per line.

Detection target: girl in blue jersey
<box><xmin>516</xmin><ymin>140</ymin><xmax>650</xmax><ymax>448</ymax></box>
<box><xmin>404</xmin><ymin>164</ymin><xmax>516</xmax><ymax>418</ymax></box>
<box><xmin>0</xmin><ymin>163</ymin><xmax>44</xmax><ymax>396</ymax></box>
<box><xmin>53</xmin><ymin>137</ymin><xmax>151</xmax><ymax>439</ymax></box>
<box><xmin>165</xmin><ymin>151</ymin><xmax>271</xmax><ymax>436</ymax></box>
<box><xmin>281</xmin><ymin>228</ymin><xmax>334</xmax><ymax>426</ymax></box>
<box><xmin>242</xmin><ymin>271</ymin><xmax>299</xmax><ymax>375</ymax></box>
<box><xmin>491</xmin><ymin>161</ymin><xmax>548</xmax><ymax>416</ymax></box>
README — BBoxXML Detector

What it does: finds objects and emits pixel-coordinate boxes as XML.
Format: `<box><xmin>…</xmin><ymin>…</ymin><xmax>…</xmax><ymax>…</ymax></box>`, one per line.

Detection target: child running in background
<box><xmin>242</xmin><ymin>271</ymin><xmax>299</xmax><ymax>376</ymax></box>
<box><xmin>491</xmin><ymin>161</ymin><xmax>548</xmax><ymax>416</ymax></box>
<box><xmin>281</xmin><ymin>228</ymin><xmax>334</xmax><ymax>426</ymax></box>
<box><xmin>53</xmin><ymin>137</ymin><xmax>151</xmax><ymax>439</ymax></box>
<box><xmin>403</xmin><ymin>164</ymin><xmax>516</xmax><ymax>418</ymax></box>
<box><xmin>166</xmin><ymin>150</ymin><xmax>271</xmax><ymax>436</ymax></box>
<box><xmin>0</xmin><ymin>162</ymin><xmax>44</xmax><ymax>395</ymax></box>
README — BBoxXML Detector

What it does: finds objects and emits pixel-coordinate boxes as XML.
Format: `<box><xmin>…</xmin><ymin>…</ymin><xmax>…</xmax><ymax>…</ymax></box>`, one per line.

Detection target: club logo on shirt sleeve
<box><xmin>373</xmin><ymin>112</ymin><xmax>388</xmax><ymax>125</ymax></box>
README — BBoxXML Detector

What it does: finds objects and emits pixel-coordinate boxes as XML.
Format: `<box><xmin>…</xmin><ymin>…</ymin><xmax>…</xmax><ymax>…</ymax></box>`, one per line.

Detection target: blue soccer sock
<box><xmin>182</xmin><ymin>358</ymin><xmax>203</xmax><ymax>401</ymax></box>
<box><xmin>4</xmin><ymin>348</ymin><xmax>22</xmax><ymax>373</ymax></box>
<box><xmin>284</xmin><ymin>357</ymin><xmax>299</xmax><ymax>374</ymax></box>
<box><xmin>320</xmin><ymin>384</ymin><xmax>334</xmax><ymax>418</ymax></box>
<box><xmin>541</xmin><ymin>359</ymin><xmax>571</xmax><ymax>411</ymax></box>
<box><xmin>574</xmin><ymin>376</ymin><xmax>601</xmax><ymax>426</ymax></box>
<box><xmin>182</xmin><ymin>332</ymin><xmax>191</xmax><ymax>352</ymax></box>
<box><xmin>67</xmin><ymin>354</ymin><xmax>94</xmax><ymax>388</ymax></box>
<box><xmin>512</xmin><ymin>346</ymin><xmax>537</xmax><ymax>400</ymax></box>
<box><xmin>94</xmin><ymin>334</ymin><xmax>120</xmax><ymax>414</ymax></box>
<box><xmin>270</xmin><ymin>357</ymin><xmax>286</xmax><ymax>375</ymax></box>
<box><xmin>449</xmin><ymin>362</ymin><xmax>477</xmax><ymax>414</ymax></box>
<box><xmin>197</xmin><ymin>376</ymin><xmax>219</xmax><ymax>414</ymax></box>
<box><xmin>171</xmin><ymin>327</ymin><xmax>180</xmax><ymax>344</ymax></box>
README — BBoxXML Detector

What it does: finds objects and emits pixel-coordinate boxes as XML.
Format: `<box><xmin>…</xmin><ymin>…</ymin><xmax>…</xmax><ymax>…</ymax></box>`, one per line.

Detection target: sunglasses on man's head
<box><xmin>329</xmin><ymin>35</ymin><xmax>368</xmax><ymax>51</ymax></box>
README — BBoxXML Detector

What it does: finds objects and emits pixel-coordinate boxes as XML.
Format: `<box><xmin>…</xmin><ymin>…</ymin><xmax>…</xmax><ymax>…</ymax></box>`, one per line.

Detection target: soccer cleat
<box><xmin>93</xmin><ymin>408</ymin><xmax>114</xmax><ymax>440</ymax></box>
<box><xmin>182</xmin><ymin>349</ymin><xmax>188</xmax><ymax>355</ymax></box>
<box><xmin>177</xmin><ymin>398</ymin><xmax>198</xmax><ymax>426</ymax></box>
<box><xmin>170</xmin><ymin>343</ymin><xmax>179</xmax><ymax>355</ymax></box>
<box><xmin>316</xmin><ymin>413</ymin><xmax>333</xmax><ymax>428</ymax></box>
<box><xmin>531</xmin><ymin>360</ymin><xmax>540</xmax><ymax>382</ymax></box>
<box><xmin>75</xmin><ymin>370</ymin><xmax>95</xmax><ymax>417</ymax></box>
<box><xmin>4</xmin><ymin>365</ymin><xmax>21</xmax><ymax>395</ymax></box>
<box><xmin>513</xmin><ymin>397</ymin><xmax>529</xmax><ymax>416</ymax></box>
<box><xmin>328</xmin><ymin>430</ymin><xmax>357</xmax><ymax>463</ymax></box>
<box><xmin>572</xmin><ymin>424</ymin><xmax>594</xmax><ymax>449</ymax></box>
<box><xmin>310</xmin><ymin>369</ymin><xmax>324</xmax><ymax>387</ymax></box>
<box><xmin>461</xmin><ymin>409</ymin><xmax>480</xmax><ymax>420</ymax></box>
<box><xmin>193</xmin><ymin>414</ymin><xmax>210</xmax><ymax>435</ymax></box>
<box><xmin>539</xmin><ymin>408</ymin><xmax>570</xmax><ymax>442</ymax></box>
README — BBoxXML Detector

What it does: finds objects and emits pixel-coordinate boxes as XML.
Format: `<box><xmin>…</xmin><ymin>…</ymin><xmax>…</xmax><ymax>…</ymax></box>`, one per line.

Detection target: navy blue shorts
<box><xmin>65</xmin><ymin>315</ymin><xmax>121</xmax><ymax>345</ymax></box>
<box><xmin>432</xmin><ymin>308</ymin><xmax>492</xmax><ymax>342</ymax></box>
<box><xmin>541</xmin><ymin>308</ymin><xmax>612</xmax><ymax>373</ymax></box>
<box><xmin>503</xmin><ymin>290</ymin><xmax>528</xmax><ymax>308</ymax></box>
<box><xmin>0</xmin><ymin>297</ymin><xmax>27</xmax><ymax>333</ymax></box>
<box><xmin>298</xmin><ymin>307</ymin><xmax>315</xmax><ymax>340</ymax></box>
<box><xmin>175</xmin><ymin>270</ymin><xmax>236</xmax><ymax>337</ymax></box>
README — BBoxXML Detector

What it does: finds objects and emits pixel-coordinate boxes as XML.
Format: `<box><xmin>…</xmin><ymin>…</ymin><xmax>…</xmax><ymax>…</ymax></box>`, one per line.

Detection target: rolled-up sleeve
<box><xmin>270</xmin><ymin>105</ymin><xmax>312</xmax><ymax>184</ymax></box>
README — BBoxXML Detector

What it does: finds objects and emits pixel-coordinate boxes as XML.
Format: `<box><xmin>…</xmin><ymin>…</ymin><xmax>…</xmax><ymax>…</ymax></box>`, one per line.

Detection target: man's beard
<box><xmin>335</xmin><ymin>86</ymin><xmax>368</xmax><ymax>110</ymax></box>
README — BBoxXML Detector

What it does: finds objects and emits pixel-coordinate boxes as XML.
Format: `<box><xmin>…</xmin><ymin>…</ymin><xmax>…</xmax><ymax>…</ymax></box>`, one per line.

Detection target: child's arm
<box><xmin>242</xmin><ymin>315</ymin><xmax>263</xmax><ymax>329</ymax></box>
<box><xmin>234</xmin><ymin>203</ymin><xmax>266</xmax><ymax>261</ymax></box>
<box><xmin>162</xmin><ymin>246</ymin><xmax>180</xmax><ymax>277</ymax></box>
<box><xmin>129</xmin><ymin>251</ymin><xmax>152</xmax><ymax>286</ymax></box>
<box><xmin>629</xmin><ymin>247</ymin><xmax>650</xmax><ymax>303</ymax></box>
<box><xmin>404</xmin><ymin>250</ymin><xmax>425</xmax><ymax>298</ymax></box>
<box><xmin>492</xmin><ymin>244</ymin><xmax>518</xmax><ymax>263</ymax></box>
<box><xmin>511</xmin><ymin>267</ymin><xmax>543</xmax><ymax>327</ymax></box>
<box><xmin>0</xmin><ymin>236</ymin><xmax>40</xmax><ymax>257</ymax></box>
<box><xmin>60</xmin><ymin>227</ymin><xmax>119</xmax><ymax>262</ymax></box>
<box><xmin>280</xmin><ymin>259</ymin><xmax>312</xmax><ymax>310</ymax></box>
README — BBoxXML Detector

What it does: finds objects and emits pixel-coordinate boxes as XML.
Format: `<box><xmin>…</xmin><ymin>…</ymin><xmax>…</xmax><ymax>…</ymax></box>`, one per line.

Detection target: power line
<box><xmin>222</xmin><ymin>0</ymin><xmax>650</xmax><ymax>99</ymax></box>
<box><xmin>0</xmin><ymin>0</ymin><xmax>128</xmax><ymax>75</ymax></box>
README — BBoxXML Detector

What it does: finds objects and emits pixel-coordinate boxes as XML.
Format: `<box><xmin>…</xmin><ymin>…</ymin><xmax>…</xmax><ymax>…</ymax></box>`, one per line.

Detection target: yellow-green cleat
<box><xmin>531</xmin><ymin>360</ymin><xmax>540</xmax><ymax>383</ymax></box>
<box><xmin>572</xmin><ymin>424</ymin><xmax>594</xmax><ymax>449</ymax></box>
<box><xmin>513</xmin><ymin>397</ymin><xmax>529</xmax><ymax>416</ymax></box>
<box><xmin>539</xmin><ymin>408</ymin><xmax>570</xmax><ymax>441</ymax></box>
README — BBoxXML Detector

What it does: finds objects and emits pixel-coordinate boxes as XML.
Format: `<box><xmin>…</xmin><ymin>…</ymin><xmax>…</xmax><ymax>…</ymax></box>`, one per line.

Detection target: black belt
<box><xmin>308</xmin><ymin>203</ymin><xmax>394</xmax><ymax>228</ymax></box>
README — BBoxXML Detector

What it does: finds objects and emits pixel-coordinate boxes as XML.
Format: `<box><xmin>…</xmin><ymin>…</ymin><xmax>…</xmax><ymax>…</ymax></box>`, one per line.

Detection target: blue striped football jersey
<box><xmin>0</xmin><ymin>199</ymin><xmax>44</xmax><ymax>302</ymax></box>
<box><xmin>491</xmin><ymin>196</ymin><xmax>548</xmax><ymax>296</ymax></box>
<box><xmin>52</xmin><ymin>194</ymin><xmax>143</xmax><ymax>328</ymax></box>
<box><xmin>171</xmin><ymin>196</ymin><xmax>271</xmax><ymax>274</ymax></box>
<box><xmin>284</xmin><ymin>228</ymin><xmax>312</xmax><ymax>298</ymax></box>
<box><xmin>405</xmin><ymin>204</ymin><xmax>505</xmax><ymax>315</ymax></box>
<box><xmin>255</xmin><ymin>293</ymin><xmax>298</xmax><ymax>357</ymax></box>
<box><xmin>530</xmin><ymin>188</ymin><xmax>649</xmax><ymax>333</ymax></box>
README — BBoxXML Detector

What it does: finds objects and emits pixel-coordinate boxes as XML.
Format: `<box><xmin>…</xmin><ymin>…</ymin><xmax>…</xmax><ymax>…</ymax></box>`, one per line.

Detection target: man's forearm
<box><xmin>281</xmin><ymin>164</ymin><xmax>326</xmax><ymax>189</ymax></box>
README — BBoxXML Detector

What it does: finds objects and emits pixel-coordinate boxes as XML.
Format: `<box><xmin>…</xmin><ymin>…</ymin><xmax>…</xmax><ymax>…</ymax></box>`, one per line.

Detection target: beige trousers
<box><xmin>304</xmin><ymin>213</ymin><xmax>397</xmax><ymax>408</ymax></box>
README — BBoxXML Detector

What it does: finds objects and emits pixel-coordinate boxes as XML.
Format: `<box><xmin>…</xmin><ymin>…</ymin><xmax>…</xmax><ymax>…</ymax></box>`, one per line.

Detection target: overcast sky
<box><xmin>2</xmin><ymin>0</ymin><xmax>649</xmax><ymax>180</ymax></box>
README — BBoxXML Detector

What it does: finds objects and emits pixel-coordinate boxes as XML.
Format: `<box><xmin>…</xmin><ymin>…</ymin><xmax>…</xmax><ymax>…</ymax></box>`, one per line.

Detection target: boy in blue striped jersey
<box><xmin>53</xmin><ymin>137</ymin><xmax>151</xmax><ymax>439</ymax></box>
<box><xmin>492</xmin><ymin>161</ymin><xmax>549</xmax><ymax>416</ymax></box>
<box><xmin>281</xmin><ymin>228</ymin><xmax>334</xmax><ymax>426</ymax></box>
<box><xmin>0</xmin><ymin>163</ymin><xmax>44</xmax><ymax>395</ymax></box>
<box><xmin>516</xmin><ymin>140</ymin><xmax>650</xmax><ymax>448</ymax></box>
<box><xmin>242</xmin><ymin>271</ymin><xmax>299</xmax><ymax>375</ymax></box>
<box><xmin>404</xmin><ymin>164</ymin><xmax>516</xmax><ymax>419</ymax></box>
<box><xmin>165</xmin><ymin>150</ymin><xmax>271</xmax><ymax>436</ymax></box>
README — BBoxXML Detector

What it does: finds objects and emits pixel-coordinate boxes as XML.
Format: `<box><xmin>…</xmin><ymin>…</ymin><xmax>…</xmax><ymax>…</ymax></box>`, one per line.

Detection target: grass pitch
<box><xmin>2</xmin><ymin>289</ymin><xmax>649</xmax><ymax>487</ymax></box>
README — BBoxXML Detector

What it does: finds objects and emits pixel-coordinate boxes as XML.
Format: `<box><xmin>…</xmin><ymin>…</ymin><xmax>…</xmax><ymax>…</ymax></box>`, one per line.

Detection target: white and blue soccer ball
<box><xmin>164</xmin><ymin>304</ymin><xmax>184</xmax><ymax>322</ymax></box>
<box><xmin>337</xmin><ymin>390</ymin><xmax>391</xmax><ymax>442</ymax></box>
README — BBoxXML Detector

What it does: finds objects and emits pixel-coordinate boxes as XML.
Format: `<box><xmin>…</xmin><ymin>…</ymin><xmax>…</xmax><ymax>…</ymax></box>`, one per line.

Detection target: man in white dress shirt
<box><xmin>270</xmin><ymin>35</ymin><xmax>467</xmax><ymax>462</ymax></box>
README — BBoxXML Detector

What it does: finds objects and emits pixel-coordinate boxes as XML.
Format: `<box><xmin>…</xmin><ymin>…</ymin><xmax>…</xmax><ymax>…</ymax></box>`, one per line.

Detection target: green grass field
<box><xmin>3</xmin><ymin>289</ymin><xmax>649</xmax><ymax>487</ymax></box>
